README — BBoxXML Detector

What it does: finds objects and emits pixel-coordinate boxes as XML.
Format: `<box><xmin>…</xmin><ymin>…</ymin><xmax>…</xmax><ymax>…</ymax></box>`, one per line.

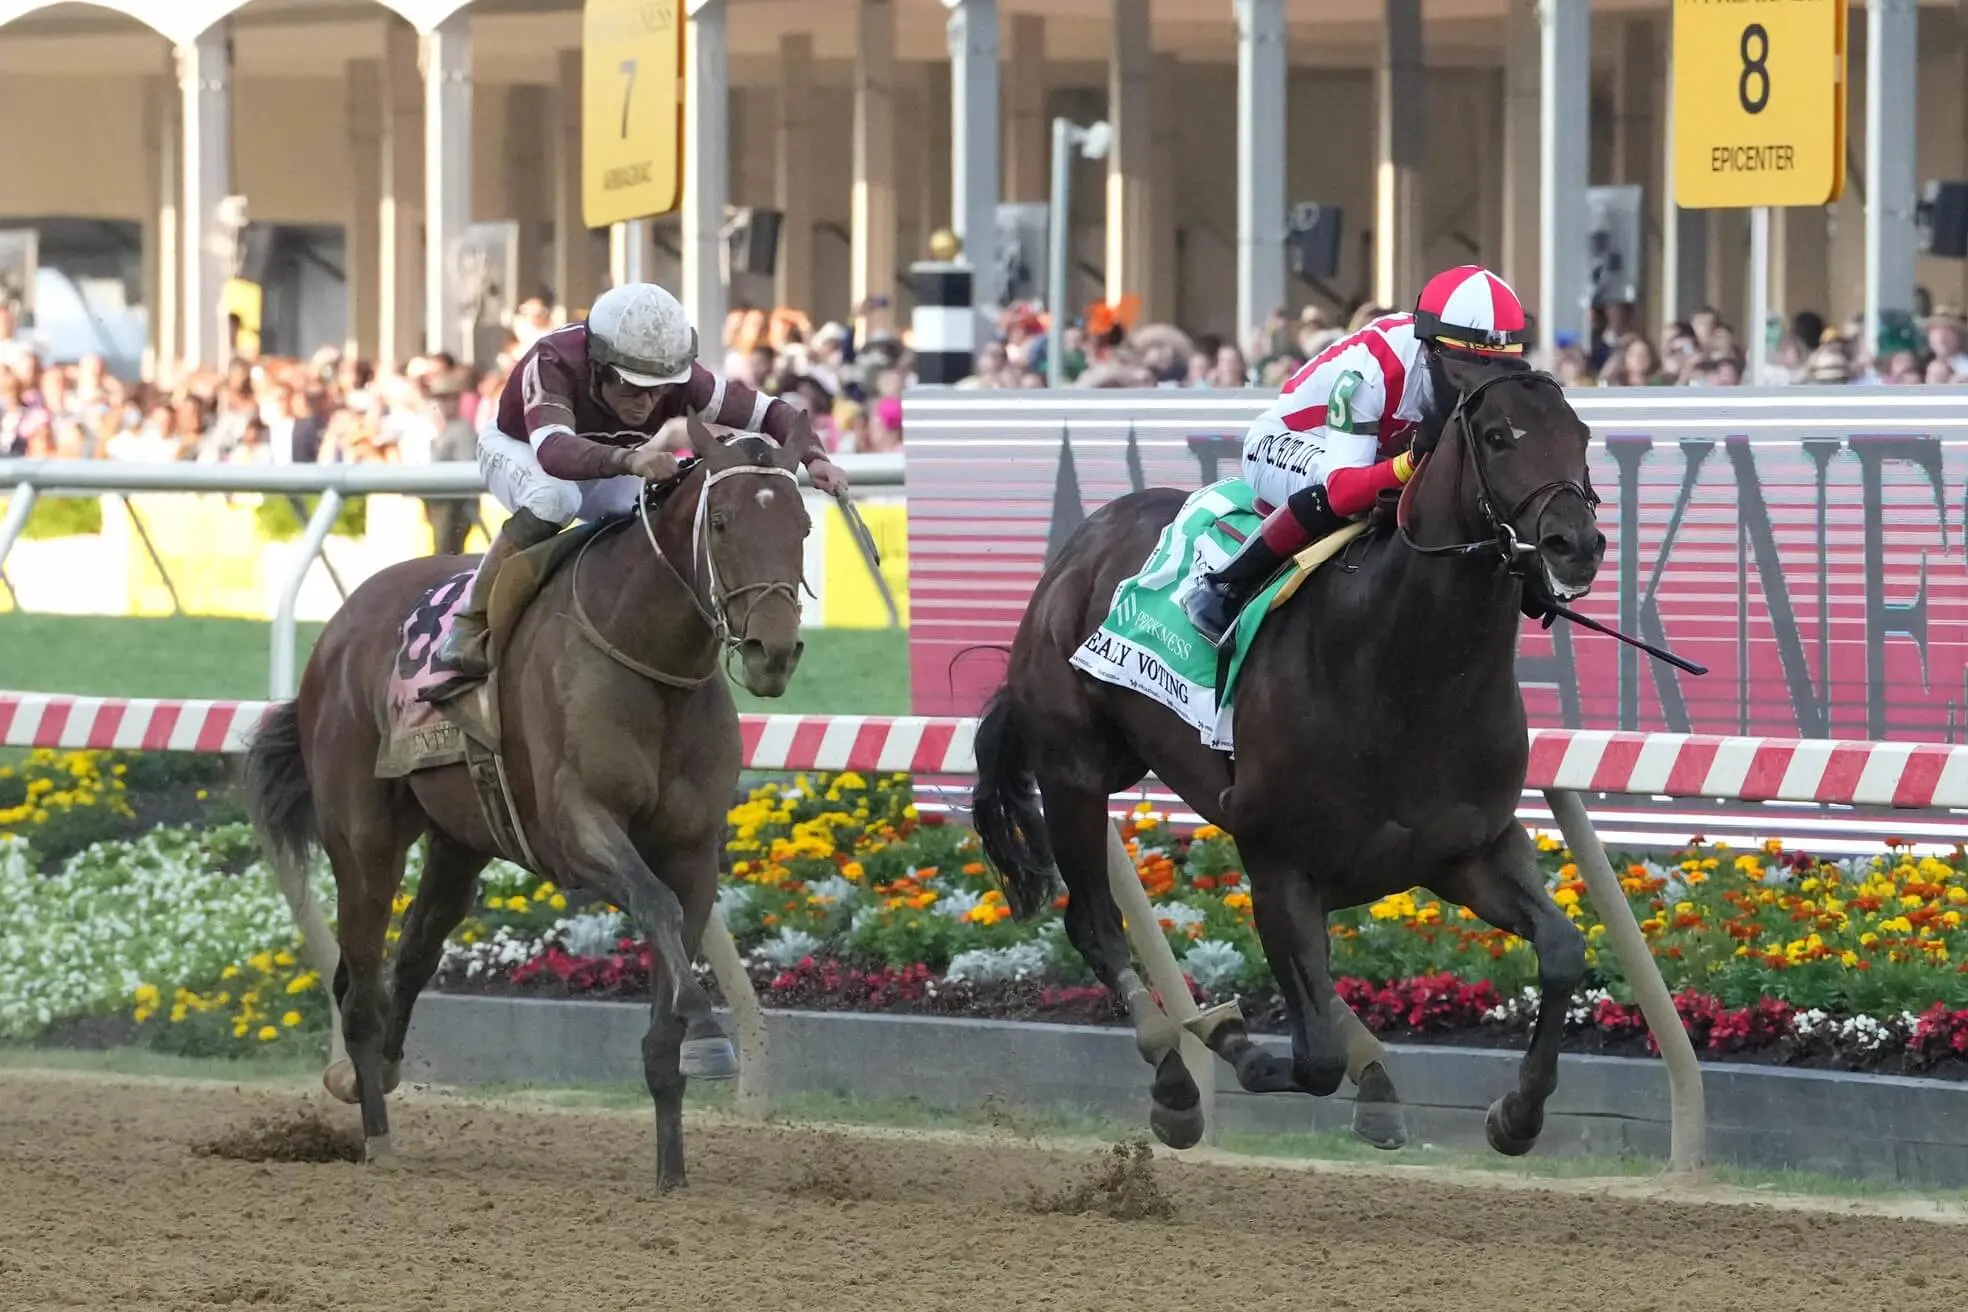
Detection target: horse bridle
<box><xmin>1395</xmin><ymin>369</ymin><xmax>1599</xmax><ymax>575</ymax></box>
<box><xmin>640</xmin><ymin>459</ymin><xmax>806</xmax><ymax>651</ymax></box>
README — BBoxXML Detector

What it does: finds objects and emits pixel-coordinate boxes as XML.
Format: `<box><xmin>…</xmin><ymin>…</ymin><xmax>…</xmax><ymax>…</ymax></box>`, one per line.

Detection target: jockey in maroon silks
<box><xmin>1181</xmin><ymin>264</ymin><xmax>1534</xmax><ymax>646</ymax></box>
<box><xmin>433</xmin><ymin>281</ymin><xmax>848</xmax><ymax>679</ymax></box>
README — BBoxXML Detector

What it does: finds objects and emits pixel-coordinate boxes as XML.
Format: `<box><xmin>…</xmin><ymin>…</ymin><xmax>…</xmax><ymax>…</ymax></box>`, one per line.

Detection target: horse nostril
<box><xmin>1591</xmin><ymin>530</ymin><xmax>1607</xmax><ymax>558</ymax></box>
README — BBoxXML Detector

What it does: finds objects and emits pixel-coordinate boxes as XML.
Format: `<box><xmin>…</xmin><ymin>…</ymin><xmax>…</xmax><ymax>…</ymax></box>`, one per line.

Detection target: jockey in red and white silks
<box><xmin>1182</xmin><ymin>265</ymin><xmax>1534</xmax><ymax>646</ymax></box>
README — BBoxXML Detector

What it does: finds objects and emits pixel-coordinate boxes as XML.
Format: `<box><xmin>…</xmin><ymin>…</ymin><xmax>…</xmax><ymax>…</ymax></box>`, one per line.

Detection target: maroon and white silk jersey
<box><xmin>494</xmin><ymin>323</ymin><xmax>815</xmax><ymax>481</ymax></box>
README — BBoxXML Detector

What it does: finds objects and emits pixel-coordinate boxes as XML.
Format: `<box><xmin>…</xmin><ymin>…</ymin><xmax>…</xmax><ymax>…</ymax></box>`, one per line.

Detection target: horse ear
<box><xmin>778</xmin><ymin>411</ymin><xmax>814</xmax><ymax>470</ymax></box>
<box><xmin>690</xmin><ymin>413</ymin><xmax>735</xmax><ymax>469</ymax></box>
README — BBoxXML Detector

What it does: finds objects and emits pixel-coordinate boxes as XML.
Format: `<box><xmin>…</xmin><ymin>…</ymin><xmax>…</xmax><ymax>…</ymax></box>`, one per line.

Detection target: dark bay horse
<box><xmin>240</xmin><ymin>418</ymin><xmax>812</xmax><ymax>1189</ymax></box>
<box><xmin>973</xmin><ymin>352</ymin><xmax>1604</xmax><ymax>1154</ymax></box>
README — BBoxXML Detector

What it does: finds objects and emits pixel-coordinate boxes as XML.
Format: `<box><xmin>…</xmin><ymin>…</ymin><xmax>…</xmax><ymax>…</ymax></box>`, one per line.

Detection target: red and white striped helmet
<box><xmin>1413</xmin><ymin>265</ymin><xmax>1532</xmax><ymax>354</ymax></box>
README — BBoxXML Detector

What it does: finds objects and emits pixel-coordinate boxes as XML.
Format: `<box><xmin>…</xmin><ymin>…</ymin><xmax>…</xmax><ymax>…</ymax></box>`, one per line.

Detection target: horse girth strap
<box><xmin>566</xmin><ymin>518</ymin><xmax>721</xmax><ymax>689</ymax></box>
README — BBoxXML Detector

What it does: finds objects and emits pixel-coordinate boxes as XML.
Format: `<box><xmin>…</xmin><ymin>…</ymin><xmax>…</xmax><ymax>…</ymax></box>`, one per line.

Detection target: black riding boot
<box><xmin>1182</xmin><ymin>531</ymin><xmax>1291</xmax><ymax>648</ymax></box>
<box><xmin>429</xmin><ymin>508</ymin><xmax>562</xmax><ymax>680</ymax></box>
<box><xmin>1183</xmin><ymin>489</ymin><xmax>1343</xmax><ymax>648</ymax></box>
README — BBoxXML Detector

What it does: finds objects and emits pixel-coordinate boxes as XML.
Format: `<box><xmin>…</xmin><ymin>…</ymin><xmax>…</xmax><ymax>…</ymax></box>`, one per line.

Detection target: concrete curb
<box><xmin>404</xmin><ymin>993</ymin><xmax>1968</xmax><ymax>1186</ymax></box>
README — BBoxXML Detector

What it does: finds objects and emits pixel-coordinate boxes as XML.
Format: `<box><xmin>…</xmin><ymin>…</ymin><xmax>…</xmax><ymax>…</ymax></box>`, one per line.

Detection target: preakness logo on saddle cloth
<box><xmin>1069</xmin><ymin>481</ymin><xmax>1269</xmax><ymax>752</ymax></box>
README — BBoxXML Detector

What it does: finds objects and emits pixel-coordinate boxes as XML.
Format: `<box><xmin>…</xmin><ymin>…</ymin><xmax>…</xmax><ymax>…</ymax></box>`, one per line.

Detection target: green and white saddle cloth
<box><xmin>1069</xmin><ymin>479</ymin><xmax>1363</xmax><ymax>754</ymax></box>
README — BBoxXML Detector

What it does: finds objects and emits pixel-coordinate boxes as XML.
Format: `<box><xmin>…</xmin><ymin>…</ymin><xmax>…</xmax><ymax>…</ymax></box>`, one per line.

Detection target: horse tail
<box><xmin>970</xmin><ymin>685</ymin><xmax>1059</xmax><ymax>921</ymax></box>
<box><xmin>239</xmin><ymin>699</ymin><xmax>317</xmax><ymax>872</ymax></box>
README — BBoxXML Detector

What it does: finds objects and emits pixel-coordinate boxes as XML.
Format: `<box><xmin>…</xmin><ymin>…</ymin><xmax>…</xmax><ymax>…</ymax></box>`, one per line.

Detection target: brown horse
<box><xmin>240</xmin><ymin>417</ymin><xmax>812</xmax><ymax>1189</ymax></box>
<box><xmin>972</xmin><ymin>352</ymin><xmax>1604</xmax><ymax>1154</ymax></box>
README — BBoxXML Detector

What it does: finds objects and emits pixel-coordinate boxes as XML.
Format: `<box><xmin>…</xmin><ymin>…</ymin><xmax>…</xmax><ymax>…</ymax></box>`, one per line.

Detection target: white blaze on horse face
<box><xmin>1510</xmin><ymin>425</ymin><xmax>1529</xmax><ymax>444</ymax></box>
<box><xmin>755</xmin><ymin>487</ymin><xmax>776</xmax><ymax>508</ymax></box>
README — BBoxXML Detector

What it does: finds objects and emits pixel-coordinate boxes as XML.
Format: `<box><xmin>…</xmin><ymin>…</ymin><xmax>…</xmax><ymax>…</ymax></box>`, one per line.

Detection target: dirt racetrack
<box><xmin>2</xmin><ymin>1069</ymin><xmax>1965</xmax><ymax>1312</ymax></box>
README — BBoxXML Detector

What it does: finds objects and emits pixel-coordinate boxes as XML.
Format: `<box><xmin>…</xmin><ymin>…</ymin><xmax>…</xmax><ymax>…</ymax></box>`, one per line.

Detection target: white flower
<box><xmin>944</xmin><ymin>941</ymin><xmax>1050</xmax><ymax>984</ymax></box>
<box><xmin>1179</xmin><ymin>938</ymin><xmax>1247</xmax><ymax>995</ymax></box>
<box><xmin>1157</xmin><ymin>903</ymin><xmax>1206</xmax><ymax>930</ymax></box>
<box><xmin>751</xmin><ymin>927</ymin><xmax>823</xmax><ymax>969</ymax></box>
<box><xmin>933</xmin><ymin>888</ymin><xmax>983</xmax><ymax>920</ymax></box>
<box><xmin>715</xmin><ymin>882</ymin><xmax>755</xmax><ymax>922</ymax></box>
<box><xmin>557</xmin><ymin>911</ymin><xmax>628</xmax><ymax>959</ymax></box>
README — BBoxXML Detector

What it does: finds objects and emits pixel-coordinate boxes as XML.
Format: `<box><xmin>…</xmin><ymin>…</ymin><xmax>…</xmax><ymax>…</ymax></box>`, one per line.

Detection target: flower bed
<box><xmin>8</xmin><ymin>752</ymin><xmax>1968</xmax><ymax>1077</ymax></box>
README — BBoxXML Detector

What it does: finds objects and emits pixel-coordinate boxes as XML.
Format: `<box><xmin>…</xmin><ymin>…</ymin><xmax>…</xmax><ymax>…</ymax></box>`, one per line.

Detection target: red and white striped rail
<box><xmin>7</xmin><ymin>690</ymin><xmax>1968</xmax><ymax>811</ymax></box>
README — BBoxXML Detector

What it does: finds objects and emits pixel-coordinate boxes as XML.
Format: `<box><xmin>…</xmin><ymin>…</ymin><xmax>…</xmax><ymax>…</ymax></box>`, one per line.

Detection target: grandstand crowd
<box><xmin>2</xmin><ymin>292</ymin><xmax>1964</xmax><ymax>465</ymax></box>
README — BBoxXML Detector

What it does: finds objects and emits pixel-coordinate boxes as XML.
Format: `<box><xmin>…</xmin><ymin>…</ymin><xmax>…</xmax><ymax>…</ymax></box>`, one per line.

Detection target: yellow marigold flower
<box><xmin>1946</xmin><ymin>910</ymin><xmax>1964</xmax><ymax>929</ymax></box>
<box><xmin>533</xmin><ymin>881</ymin><xmax>557</xmax><ymax>901</ymax></box>
<box><xmin>1553</xmin><ymin>887</ymin><xmax>1580</xmax><ymax>909</ymax></box>
<box><xmin>550</xmin><ymin>893</ymin><xmax>567</xmax><ymax>910</ymax></box>
<box><xmin>1860</xmin><ymin>931</ymin><xmax>1880</xmax><ymax>948</ymax></box>
<box><xmin>1879</xmin><ymin>916</ymin><xmax>1914</xmax><ymax>935</ymax></box>
<box><xmin>1192</xmin><ymin>824</ymin><xmax>1224</xmax><ymax>842</ymax></box>
<box><xmin>169</xmin><ymin>1004</ymin><xmax>187</xmax><ymax>1023</ymax></box>
<box><xmin>1587</xmin><ymin>923</ymin><xmax>1607</xmax><ymax>939</ymax></box>
<box><xmin>506</xmin><ymin>896</ymin><xmax>529</xmax><ymax>912</ymax></box>
<box><xmin>1763</xmin><ymin>838</ymin><xmax>1785</xmax><ymax>856</ymax></box>
<box><xmin>1949</xmin><ymin>887</ymin><xmax>1968</xmax><ymax>906</ymax></box>
<box><xmin>1900</xmin><ymin>893</ymin><xmax>1925</xmax><ymax>909</ymax></box>
<box><xmin>281</xmin><ymin>1011</ymin><xmax>303</xmax><ymax>1028</ymax></box>
<box><xmin>133</xmin><ymin>983</ymin><xmax>160</xmax><ymax>1006</ymax></box>
<box><xmin>286</xmin><ymin>971</ymin><xmax>318</xmax><ymax>995</ymax></box>
<box><xmin>1800</xmin><ymin>877</ymin><xmax>1822</xmax><ymax>894</ymax></box>
<box><xmin>1840</xmin><ymin>949</ymin><xmax>1859</xmax><ymax>967</ymax></box>
<box><xmin>1223</xmin><ymin>892</ymin><xmax>1253</xmax><ymax>912</ymax></box>
<box><xmin>1640</xmin><ymin>917</ymin><xmax>1666</xmax><ymax>936</ymax></box>
<box><xmin>841</xmin><ymin>861</ymin><xmax>864</xmax><ymax>881</ymax></box>
<box><xmin>1456</xmin><ymin>906</ymin><xmax>1477</xmax><ymax>921</ymax></box>
<box><xmin>195</xmin><ymin>789</ymin><xmax>208</xmax><ymax>801</ymax></box>
<box><xmin>391</xmin><ymin>893</ymin><xmax>413</xmax><ymax>915</ymax></box>
<box><xmin>461</xmin><ymin>930</ymin><xmax>478</xmax><ymax>944</ymax></box>
<box><xmin>256</xmin><ymin>1026</ymin><xmax>279</xmax><ymax>1042</ymax></box>
<box><xmin>274</xmin><ymin>950</ymin><xmax>294</xmax><ymax>968</ymax></box>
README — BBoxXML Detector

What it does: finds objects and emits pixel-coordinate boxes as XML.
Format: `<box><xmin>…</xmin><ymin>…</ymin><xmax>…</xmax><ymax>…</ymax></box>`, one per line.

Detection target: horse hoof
<box><xmin>364</xmin><ymin>1134</ymin><xmax>400</xmax><ymax>1167</ymax></box>
<box><xmin>1350</xmin><ymin>1100</ymin><xmax>1409</xmax><ymax>1151</ymax></box>
<box><xmin>322</xmin><ymin>1059</ymin><xmax>359</xmax><ymax>1105</ymax></box>
<box><xmin>1484</xmin><ymin>1095</ymin><xmax>1539</xmax><ymax>1157</ymax></box>
<box><xmin>655</xmin><ymin>1172</ymin><xmax>688</xmax><ymax>1194</ymax></box>
<box><xmin>1149</xmin><ymin>1100</ymin><xmax>1205</xmax><ymax>1151</ymax></box>
<box><xmin>679</xmin><ymin>1036</ymin><xmax>739</xmax><ymax>1080</ymax></box>
<box><xmin>322</xmin><ymin>1059</ymin><xmax>401</xmax><ymax>1105</ymax></box>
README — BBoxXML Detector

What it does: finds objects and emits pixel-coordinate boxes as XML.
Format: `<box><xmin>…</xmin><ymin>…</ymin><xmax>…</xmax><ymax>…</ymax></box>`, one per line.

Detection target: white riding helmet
<box><xmin>587</xmin><ymin>282</ymin><xmax>698</xmax><ymax>387</ymax></box>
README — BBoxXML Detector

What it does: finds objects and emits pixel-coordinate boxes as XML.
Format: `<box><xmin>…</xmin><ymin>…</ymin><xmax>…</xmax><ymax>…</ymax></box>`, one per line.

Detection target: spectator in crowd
<box><xmin>1599</xmin><ymin>334</ymin><xmax>1664</xmax><ymax>387</ymax></box>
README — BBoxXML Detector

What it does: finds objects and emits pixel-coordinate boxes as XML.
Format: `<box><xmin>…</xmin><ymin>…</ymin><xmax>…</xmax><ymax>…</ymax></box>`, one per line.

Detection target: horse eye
<box><xmin>710</xmin><ymin>511</ymin><xmax>729</xmax><ymax>533</ymax></box>
<box><xmin>1485</xmin><ymin>427</ymin><xmax>1512</xmax><ymax>449</ymax></box>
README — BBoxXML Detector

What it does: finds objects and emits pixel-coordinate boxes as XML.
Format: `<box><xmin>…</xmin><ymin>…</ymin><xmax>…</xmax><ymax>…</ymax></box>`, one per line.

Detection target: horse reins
<box><xmin>1395</xmin><ymin>369</ymin><xmax>1598</xmax><ymax>576</ymax></box>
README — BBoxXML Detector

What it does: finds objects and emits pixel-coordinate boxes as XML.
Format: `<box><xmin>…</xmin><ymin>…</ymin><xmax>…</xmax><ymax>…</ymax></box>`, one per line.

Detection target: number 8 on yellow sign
<box><xmin>1671</xmin><ymin>0</ymin><xmax>1847</xmax><ymax>210</ymax></box>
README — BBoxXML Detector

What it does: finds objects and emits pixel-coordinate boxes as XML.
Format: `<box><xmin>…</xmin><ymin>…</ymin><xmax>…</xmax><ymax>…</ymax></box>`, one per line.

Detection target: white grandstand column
<box><xmin>1004</xmin><ymin>14</ymin><xmax>1047</xmax><ymax>202</ymax></box>
<box><xmin>1537</xmin><ymin>0</ymin><xmax>1590</xmax><ymax>361</ymax></box>
<box><xmin>380</xmin><ymin>20</ymin><xmax>425</xmax><ymax>367</ymax></box>
<box><xmin>1658</xmin><ymin>34</ymin><xmax>1705</xmax><ymax>325</ymax></box>
<box><xmin>553</xmin><ymin>49</ymin><xmax>600</xmax><ymax>318</ymax></box>
<box><xmin>144</xmin><ymin>69</ymin><xmax>180</xmax><ymax>379</ymax></box>
<box><xmin>1500</xmin><ymin>0</ymin><xmax>1539</xmax><ymax>307</ymax></box>
<box><xmin>1145</xmin><ymin>53</ymin><xmax>1179</xmax><ymax>324</ymax></box>
<box><xmin>1235</xmin><ymin>0</ymin><xmax>1286</xmax><ymax>349</ymax></box>
<box><xmin>775</xmin><ymin>34</ymin><xmax>816</xmax><ymax>315</ymax></box>
<box><xmin>852</xmin><ymin>0</ymin><xmax>898</xmax><ymax>337</ymax></box>
<box><xmin>1375</xmin><ymin>0</ymin><xmax>1424</xmax><ymax>310</ymax></box>
<box><xmin>504</xmin><ymin>85</ymin><xmax>550</xmax><ymax>304</ymax></box>
<box><xmin>947</xmin><ymin>0</ymin><xmax>1000</xmax><ymax>315</ymax></box>
<box><xmin>1105</xmin><ymin>0</ymin><xmax>1152</xmax><ymax>316</ymax></box>
<box><xmin>683</xmin><ymin>0</ymin><xmax>730</xmax><ymax>344</ymax></box>
<box><xmin>423</xmin><ymin>11</ymin><xmax>472</xmax><ymax>360</ymax></box>
<box><xmin>176</xmin><ymin>23</ymin><xmax>230</xmax><ymax>373</ymax></box>
<box><xmin>1613</xmin><ymin>16</ymin><xmax>1662</xmax><ymax>327</ymax></box>
<box><xmin>345</xmin><ymin>58</ymin><xmax>383</xmax><ymax>363</ymax></box>
<box><xmin>1865</xmin><ymin>0</ymin><xmax>1918</xmax><ymax>356</ymax></box>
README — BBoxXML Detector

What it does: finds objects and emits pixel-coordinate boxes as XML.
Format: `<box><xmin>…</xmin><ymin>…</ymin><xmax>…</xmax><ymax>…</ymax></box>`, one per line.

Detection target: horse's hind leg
<box><xmin>1040</xmin><ymin>777</ymin><xmax>1202</xmax><ymax>1151</ymax></box>
<box><xmin>1434</xmin><ymin>824</ymin><xmax>1585</xmax><ymax>1157</ymax></box>
<box><xmin>320</xmin><ymin>817</ymin><xmax>413</xmax><ymax>1164</ymax></box>
<box><xmin>380</xmin><ymin>833</ymin><xmax>490</xmax><ymax>1073</ymax></box>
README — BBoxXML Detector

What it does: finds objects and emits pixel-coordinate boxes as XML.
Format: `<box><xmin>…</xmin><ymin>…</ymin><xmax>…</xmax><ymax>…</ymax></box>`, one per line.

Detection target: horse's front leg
<box><xmin>1434</xmin><ymin>823</ymin><xmax>1586</xmax><ymax>1156</ymax></box>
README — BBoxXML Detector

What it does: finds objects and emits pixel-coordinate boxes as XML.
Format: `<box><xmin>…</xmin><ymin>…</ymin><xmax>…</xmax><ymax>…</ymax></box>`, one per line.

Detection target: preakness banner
<box><xmin>904</xmin><ymin>389</ymin><xmax>1968</xmax><ymax>745</ymax></box>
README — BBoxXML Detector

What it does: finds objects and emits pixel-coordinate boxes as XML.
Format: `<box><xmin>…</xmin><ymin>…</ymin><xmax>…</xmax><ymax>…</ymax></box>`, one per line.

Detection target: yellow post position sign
<box><xmin>582</xmin><ymin>0</ymin><xmax>685</xmax><ymax>228</ymax></box>
<box><xmin>1672</xmin><ymin>0</ymin><xmax>1847</xmax><ymax>209</ymax></box>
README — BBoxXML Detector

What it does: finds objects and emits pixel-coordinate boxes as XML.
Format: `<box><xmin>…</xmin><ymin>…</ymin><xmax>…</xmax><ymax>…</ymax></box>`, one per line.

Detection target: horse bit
<box><xmin>1395</xmin><ymin>369</ymin><xmax>1599</xmax><ymax>577</ymax></box>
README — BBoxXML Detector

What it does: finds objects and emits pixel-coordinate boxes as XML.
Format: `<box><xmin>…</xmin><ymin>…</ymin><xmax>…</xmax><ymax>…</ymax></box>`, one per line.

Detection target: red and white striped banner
<box><xmin>6</xmin><ymin>691</ymin><xmax>1968</xmax><ymax>810</ymax></box>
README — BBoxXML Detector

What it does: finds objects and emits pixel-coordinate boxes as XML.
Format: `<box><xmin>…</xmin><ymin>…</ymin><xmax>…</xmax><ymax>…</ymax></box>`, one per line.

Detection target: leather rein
<box><xmin>568</xmin><ymin>460</ymin><xmax>805</xmax><ymax>688</ymax></box>
<box><xmin>1395</xmin><ymin>369</ymin><xmax>1598</xmax><ymax>575</ymax></box>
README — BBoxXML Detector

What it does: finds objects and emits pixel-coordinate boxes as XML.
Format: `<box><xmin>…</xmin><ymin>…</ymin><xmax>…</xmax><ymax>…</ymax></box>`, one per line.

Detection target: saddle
<box><xmin>376</xmin><ymin>517</ymin><xmax>622</xmax><ymax>869</ymax></box>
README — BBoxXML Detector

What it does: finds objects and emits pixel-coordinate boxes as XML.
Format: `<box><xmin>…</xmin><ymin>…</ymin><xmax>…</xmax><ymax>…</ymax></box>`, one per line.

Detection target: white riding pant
<box><xmin>478</xmin><ymin>428</ymin><xmax>642</xmax><ymax>528</ymax></box>
<box><xmin>1238</xmin><ymin>422</ymin><xmax>1378</xmax><ymax>512</ymax></box>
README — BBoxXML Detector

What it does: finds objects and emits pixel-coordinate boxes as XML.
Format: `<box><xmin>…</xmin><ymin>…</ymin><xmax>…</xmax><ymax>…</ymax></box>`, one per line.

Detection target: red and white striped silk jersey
<box><xmin>1243</xmin><ymin>312</ymin><xmax>1437</xmax><ymax>518</ymax></box>
<box><xmin>495</xmin><ymin>323</ymin><xmax>817</xmax><ymax>482</ymax></box>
